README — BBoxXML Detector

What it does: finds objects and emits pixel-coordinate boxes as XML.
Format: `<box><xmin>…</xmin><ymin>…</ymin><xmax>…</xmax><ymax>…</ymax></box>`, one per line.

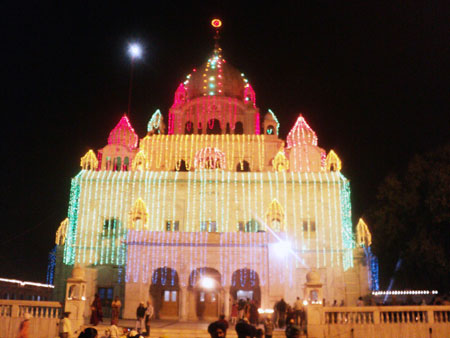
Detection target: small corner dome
<box><xmin>180</xmin><ymin>51</ymin><xmax>251</xmax><ymax>102</ymax></box>
<box><xmin>71</xmin><ymin>266</ymin><xmax>86</xmax><ymax>279</ymax></box>
<box><xmin>286</xmin><ymin>115</ymin><xmax>318</xmax><ymax>147</ymax></box>
<box><xmin>306</xmin><ymin>269</ymin><xmax>321</xmax><ymax>284</ymax></box>
<box><xmin>108</xmin><ymin>115</ymin><xmax>138</xmax><ymax>149</ymax></box>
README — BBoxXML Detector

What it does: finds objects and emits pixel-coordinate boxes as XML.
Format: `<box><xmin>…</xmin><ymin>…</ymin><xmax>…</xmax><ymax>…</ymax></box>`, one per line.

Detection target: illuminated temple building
<box><xmin>53</xmin><ymin>31</ymin><xmax>377</xmax><ymax>320</ymax></box>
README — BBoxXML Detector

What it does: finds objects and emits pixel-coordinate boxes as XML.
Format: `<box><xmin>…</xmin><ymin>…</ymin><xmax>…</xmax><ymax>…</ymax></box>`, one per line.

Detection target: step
<box><xmin>77</xmin><ymin>324</ymin><xmax>296</xmax><ymax>338</ymax></box>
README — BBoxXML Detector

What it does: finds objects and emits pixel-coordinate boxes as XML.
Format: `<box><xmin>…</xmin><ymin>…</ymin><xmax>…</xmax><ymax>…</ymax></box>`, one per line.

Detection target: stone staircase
<box><xmin>76</xmin><ymin>322</ymin><xmax>300</xmax><ymax>338</ymax></box>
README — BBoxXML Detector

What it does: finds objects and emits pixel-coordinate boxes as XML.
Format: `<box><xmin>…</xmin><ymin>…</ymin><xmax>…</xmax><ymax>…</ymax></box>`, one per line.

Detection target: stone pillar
<box><xmin>305</xmin><ymin>305</ymin><xmax>325</xmax><ymax>338</ymax></box>
<box><xmin>304</xmin><ymin>269</ymin><xmax>325</xmax><ymax>338</ymax></box>
<box><xmin>179</xmin><ymin>286</ymin><xmax>188</xmax><ymax>321</ymax></box>
<box><xmin>64</xmin><ymin>266</ymin><xmax>87</xmax><ymax>334</ymax></box>
<box><xmin>224</xmin><ymin>286</ymin><xmax>230</xmax><ymax>318</ymax></box>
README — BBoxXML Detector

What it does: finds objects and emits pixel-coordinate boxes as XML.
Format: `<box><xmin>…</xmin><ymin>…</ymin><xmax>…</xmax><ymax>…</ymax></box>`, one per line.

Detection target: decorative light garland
<box><xmin>267</xmin><ymin>109</ymin><xmax>280</xmax><ymax>135</ymax></box>
<box><xmin>107</xmin><ymin>115</ymin><xmax>138</xmax><ymax>149</ymax></box>
<box><xmin>80</xmin><ymin>150</ymin><xmax>98</xmax><ymax>170</ymax></box>
<box><xmin>0</xmin><ymin>278</ymin><xmax>55</xmax><ymax>289</ymax></box>
<box><xmin>372</xmin><ymin>290</ymin><xmax>438</xmax><ymax>296</ymax></box>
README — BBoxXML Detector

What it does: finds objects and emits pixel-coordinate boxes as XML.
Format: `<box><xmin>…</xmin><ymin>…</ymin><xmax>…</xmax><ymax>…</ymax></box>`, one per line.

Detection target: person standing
<box><xmin>144</xmin><ymin>301</ymin><xmax>154</xmax><ymax>336</ymax></box>
<box><xmin>249</xmin><ymin>300</ymin><xmax>259</xmax><ymax>325</ymax></box>
<box><xmin>90</xmin><ymin>294</ymin><xmax>103</xmax><ymax>325</ymax></box>
<box><xmin>17</xmin><ymin>313</ymin><xmax>31</xmax><ymax>338</ymax></box>
<box><xmin>136</xmin><ymin>302</ymin><xmax>146</xmax><ymax>333</ymax></box>
<box><xmin>111</xmin><ymin>296</ymin><xmax>121</xmax><ymax>325</ymax></box>
<box><xmin>293</xmin><ymin>297</ymin><xmax>303</xmax><ymax>326</ymax></box>
<box><xmin>59</xmin><ymin>312</ymin><xmax>72</xmax><ymax>338</ymax></box>
<box><xmin>276</xmin><ymin>298</ymin><xmax>287</xmax><ymax>328</ymax></box>
<box><xmin>231</xmin><ymin>302</ymin><xmax>238</xmax><ymax>324</ymax></box>
<box><xmin>238</xmin><ymin>299</ymin><xmax>245</xmax><ymax>320</ymax></box>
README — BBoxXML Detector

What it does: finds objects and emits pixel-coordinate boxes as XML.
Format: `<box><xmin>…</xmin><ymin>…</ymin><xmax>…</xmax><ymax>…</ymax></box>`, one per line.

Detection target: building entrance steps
<box><xmin>77</xmin><ymin>319</ymin><xmax>301</xmax><ymax>338</ymax></box>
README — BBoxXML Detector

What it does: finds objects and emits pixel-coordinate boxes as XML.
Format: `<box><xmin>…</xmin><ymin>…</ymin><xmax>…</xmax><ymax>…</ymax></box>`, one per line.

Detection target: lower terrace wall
<box><xmin>0</xmin><ymin>300</ymin><xmax>61</xmax><ymax>338</ymax></box>
<box><xmin>307</xmin><ymin>305</ymin><xmax>450</xmax><ymax>338</ymax></box>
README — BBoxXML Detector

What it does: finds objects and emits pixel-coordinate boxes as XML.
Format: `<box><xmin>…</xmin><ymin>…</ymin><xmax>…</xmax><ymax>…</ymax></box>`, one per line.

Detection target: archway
<box><xmin>230</xmin><ymin>269</ymin><xmax>261</xmax><ymax>306</ymax></box>
<box><xmin>176</xmin><ymin>159</ymin><xmax>188</xmax><ymax>172</ymax></box>
<box><xmin>189</xmin><ymin>267</ymin><xmax>222</xmax><ymax>319</ymax></box>
<box><xmin>234</xmin><ymin>121</ymin><xmax>244</xmax><ymax>134</ymax></box>
<box><xmin>150</xmin><ymin>267</ymin><xmax>180</xmax><ymax>319</ymax></box>
<box><xmin>185</xmin><ymin>121</ymin><xmax>194</xmax><ymax>134</ymax></box>
<box><xmin>207</xmin><ymin>119</ymin><xmax>222</xmax><ymax>134</ymax></box>
<box><xmin>236</xmin><ymin>160</ymin><xmax>250</xmax><ymax>172</ymax></box>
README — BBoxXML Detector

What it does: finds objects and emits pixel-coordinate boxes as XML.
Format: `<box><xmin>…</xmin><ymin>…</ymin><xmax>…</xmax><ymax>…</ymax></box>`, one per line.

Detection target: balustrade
<box><xmin>324</xmin><ymin>306</ymin><xmax>450</xmax><ymax>325</ymax></box>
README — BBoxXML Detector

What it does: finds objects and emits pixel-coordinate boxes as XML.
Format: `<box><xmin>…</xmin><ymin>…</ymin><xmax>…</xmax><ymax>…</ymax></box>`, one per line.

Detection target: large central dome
<box><xmin>182</xmin><ymin>48</ymin><xmax>251</xmax><ymax>101</ymax></box>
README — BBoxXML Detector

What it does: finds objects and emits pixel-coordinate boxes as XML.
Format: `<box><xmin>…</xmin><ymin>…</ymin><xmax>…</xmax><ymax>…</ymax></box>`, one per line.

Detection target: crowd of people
<box><xmin>56</xmin><ymin>295</ymin><xmax>154</xmax><ymax>338</ymax></box>
<box><xmin>209</xmin><ymin>297</ymin><xmax>306</xmax><ymax>338</ymax></box>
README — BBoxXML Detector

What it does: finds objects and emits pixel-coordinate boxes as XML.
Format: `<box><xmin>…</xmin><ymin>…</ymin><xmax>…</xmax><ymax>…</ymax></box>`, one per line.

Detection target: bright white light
<box><xmin>199</xmin><ymin>277</ymin><xmax>215</xmax><ymax>289</ymax></box>
<box><xmin>273</xmin><ymin>240</ymin><xmax>291</xmax><ymax>258</ymax></box>
<box><xmin>128</xmin><ymin>43</ymin><xmax>142</xmax><ymax>58</ymax></box>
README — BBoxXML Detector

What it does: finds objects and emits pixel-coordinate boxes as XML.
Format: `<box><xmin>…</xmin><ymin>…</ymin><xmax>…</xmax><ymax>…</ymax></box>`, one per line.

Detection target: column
<box><xmin>224</xmin><ymin>286</ymin><xmax>230</xmax><ymax>318</ymax></box>
<box><xmin>179</xmin><ymin>286</ymin><xmax>188</xmax><ymax>321</ymax></box>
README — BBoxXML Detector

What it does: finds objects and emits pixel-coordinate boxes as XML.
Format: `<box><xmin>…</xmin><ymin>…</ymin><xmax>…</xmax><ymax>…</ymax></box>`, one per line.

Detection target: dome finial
<box><xmin>211</xmin><ymin>19</ymin><xmax>223</xmax><ymax>55</ymax></box>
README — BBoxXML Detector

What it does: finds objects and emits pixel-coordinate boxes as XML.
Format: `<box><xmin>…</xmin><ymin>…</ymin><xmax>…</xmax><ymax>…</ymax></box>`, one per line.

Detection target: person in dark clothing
<box><xmin>90</xmin><ymin>294</ymin><xmax>103</xmax><ymax>326</ymax></box>
<box><xmin>285</xmin><ymin>318</ymin><xmax>301</xmax><ymax>338</ymax></box>
<box><xmin>249</xmin><ymin>301</ymin><xmax>259</xmax><ymax>324</ymax></box>
<box><xmin>217</xmin><ymin>314</ymin><xmax>229</xmax><ymax>333</ymax></box>
<box><xmin>276</xmin><ymin>298</ymin><xmax>287</xmax><ymax>328</ymax></box>
<box><xmin>235</xmin><ymin>318</ymin><xmax>257</xmax><ymax>338</ymax></box>
<box><xmin>78</xmin><ymin>327</ymin><xmax>98</xmax><ymax>338</ymax></box>
<box><xmin>208</xmin><ymin>320</ymin><xmax>227</xmax><ymax>338</ymax></box>
<box><xmin>136</xmin><ymin>302</ymin><xmax>146</xmax><ymax>333</ymax></box>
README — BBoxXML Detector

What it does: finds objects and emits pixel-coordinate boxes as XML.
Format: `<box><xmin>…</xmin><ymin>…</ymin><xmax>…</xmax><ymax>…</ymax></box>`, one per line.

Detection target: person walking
<box><xmin>90</xmin><ymin>294</ymin><xmax>103</xmax><ymax>325</ymax></box>
<box><xmin>111</xmin><ymin>296</ymin><xmax>121</xmax><ymax>325</ymax></box>
<box><xmin>136</xmin><ymin>302</ymin><xmax>146</xmax><ymax>333</ymax></box>
<box><xmin>59</xmin><ymin>312</ymin><xmax>72</xmax><ymax>338</ymax></box>
<box><xmin>144</xmin><ymin>301</ymin><xmax>154</xmax><ymax>336</ymax></box>
<box><xmin>17</xmin><ymin>313</ymin><xmax>31</xmax><ymax>338</ymax></box>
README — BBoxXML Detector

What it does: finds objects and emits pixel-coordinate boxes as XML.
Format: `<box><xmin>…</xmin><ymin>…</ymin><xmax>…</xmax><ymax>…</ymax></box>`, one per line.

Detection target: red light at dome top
<box><xmin>211</xmin><ymin>19</ymin><xmax>222</xmax><ymax>28</ymax></box>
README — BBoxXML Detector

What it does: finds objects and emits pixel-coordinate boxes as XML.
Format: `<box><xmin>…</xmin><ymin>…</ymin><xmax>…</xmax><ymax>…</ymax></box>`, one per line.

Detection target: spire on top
<box><xmin>211</xmin><ymin>18</ymin><xmax>223</xmax><ymax>56</ymax></box>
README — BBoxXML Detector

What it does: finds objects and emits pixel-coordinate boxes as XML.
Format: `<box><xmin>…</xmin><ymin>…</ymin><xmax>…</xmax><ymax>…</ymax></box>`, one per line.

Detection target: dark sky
<box><xmin>1</xmin><ymin>1</ymin><xmax>448</xmax><ymax>282</ymax></box>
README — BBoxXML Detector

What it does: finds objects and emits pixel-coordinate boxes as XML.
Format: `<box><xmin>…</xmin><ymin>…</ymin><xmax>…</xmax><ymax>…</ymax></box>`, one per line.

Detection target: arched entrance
<box><xmin>150</xmin><ymin>267</ymin><xmax>179</xmax><ymax>319</ymax></box>
<box><xmin>230</xmin><ymin>269</ymin><xmax>261</xmax><ymax>305</ymax></box>
<box><xmin>189</xmin><ymin>267</ymin><xmax>221</xmax><ymax>320</ymax></box>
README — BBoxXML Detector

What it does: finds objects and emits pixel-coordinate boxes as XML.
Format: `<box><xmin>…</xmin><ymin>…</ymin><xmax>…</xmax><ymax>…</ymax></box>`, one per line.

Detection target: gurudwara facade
<box><xmin>53</xmin><ymin>31</ymin><xmax>377</xmax><ymax>321</ymax></box>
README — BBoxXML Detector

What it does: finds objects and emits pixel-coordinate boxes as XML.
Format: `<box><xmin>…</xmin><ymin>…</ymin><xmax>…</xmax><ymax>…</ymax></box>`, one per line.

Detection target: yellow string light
<box><xmin>272</xmin><ymin>148</ymin><xmax>289</xmax><ymax>172</ymax></box>
<box><xmin>356</xmin><ymin>218</ymin><xmax>372</xmax><ymax>247</ymax></box>
<box><xmin>326</xmin><ymin>149</ymin><xmax>342</xmax><ymax>171</ymax></box>
<box><xmin>265</xmin><ymin>198</ymin><xmax>285</xmax><ymax>232</ymax></box>
<box><xmin>80</xmin><ymin>150</ymin><xmax>98</xmax><ymax>170</ymax></box>
<box><xmin>55</xmin><ymin>218</ymin><xmax>69</xmax><ymax>245</ymax></box>
<box><xmin>132</xmin><ymin>151</ymin><xmax>146</xmax><ymax>171</ymax></box>
<box><xmin>128</xmin><ymin>198</ymin><xmax>149</xmax><ymax>230</ymax></box>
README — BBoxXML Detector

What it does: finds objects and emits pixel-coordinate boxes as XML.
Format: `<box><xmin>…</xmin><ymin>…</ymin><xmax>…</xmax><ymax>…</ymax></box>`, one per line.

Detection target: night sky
<box><xmin>1</xmin><ymin>1</ymin><xmax>448</xmax><ymax>283</ymax></box>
